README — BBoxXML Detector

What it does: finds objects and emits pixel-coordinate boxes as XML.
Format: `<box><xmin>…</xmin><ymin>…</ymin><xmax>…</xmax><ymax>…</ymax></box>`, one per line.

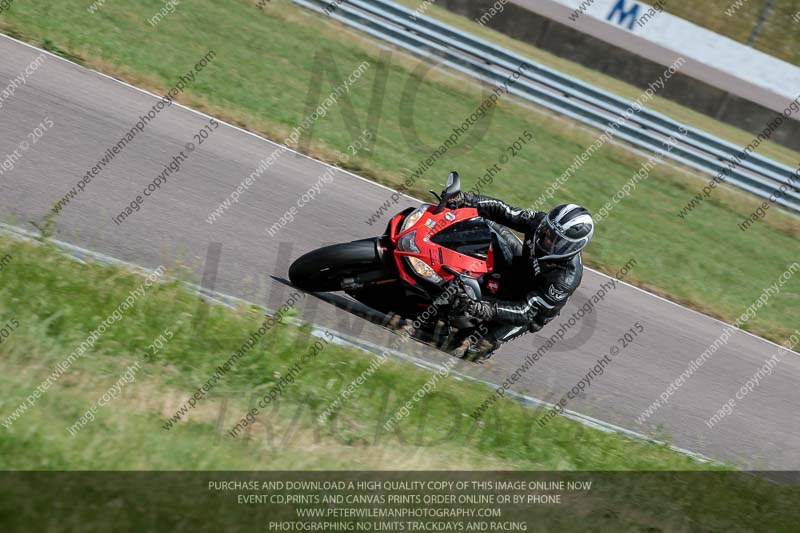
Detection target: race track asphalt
<box><xmin>1</xmin><ymin>35</ymin><xmax>797</xmax><ymax>469</ymax></box>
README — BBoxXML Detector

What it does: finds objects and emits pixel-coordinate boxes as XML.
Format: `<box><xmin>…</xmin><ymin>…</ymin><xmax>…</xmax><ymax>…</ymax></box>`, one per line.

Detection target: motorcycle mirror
<box><xmin>442</xmin><ymin>265</ymin><xmax>459</xmax><ymax>277</ymax></box>
<box><xmin>445</xmin><ymin>171</ymin><xmax>461</xmax><ymax>195</ymax></box>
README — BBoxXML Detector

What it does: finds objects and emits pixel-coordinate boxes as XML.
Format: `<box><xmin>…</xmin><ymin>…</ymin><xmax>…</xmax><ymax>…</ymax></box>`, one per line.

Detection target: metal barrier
<box><xmin>292</xmin><ymin>0</ymin><xmax>800</xmax><ymax>213</ymax></box>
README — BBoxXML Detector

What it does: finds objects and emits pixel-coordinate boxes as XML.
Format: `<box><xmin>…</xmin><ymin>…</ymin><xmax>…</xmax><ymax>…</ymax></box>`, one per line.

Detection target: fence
<box><xmin>292</xmin><ymin>0</ymin><xmax>800</xmax><ymax>213</ymax></box>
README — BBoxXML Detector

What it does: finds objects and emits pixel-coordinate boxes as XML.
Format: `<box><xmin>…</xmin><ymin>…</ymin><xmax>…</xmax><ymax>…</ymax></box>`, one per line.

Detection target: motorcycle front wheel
<box><xmin>288</xmin><ymin>238</ymin><xmax>387</xmax><ymax>292</ymax></box>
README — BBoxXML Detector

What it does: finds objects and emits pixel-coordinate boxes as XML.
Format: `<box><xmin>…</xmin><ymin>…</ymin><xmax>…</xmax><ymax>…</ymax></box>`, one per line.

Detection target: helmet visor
<box><xmin>535</xmin><ymin>220</ymin><xmax>585</xmax><ymax>258</ymax></box>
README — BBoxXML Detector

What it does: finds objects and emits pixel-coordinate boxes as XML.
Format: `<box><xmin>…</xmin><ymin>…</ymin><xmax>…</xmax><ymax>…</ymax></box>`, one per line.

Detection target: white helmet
<box><xmin>533</xmin><ymin>204</ymin><xmax>595</xmax><ymax>260</ymax></box>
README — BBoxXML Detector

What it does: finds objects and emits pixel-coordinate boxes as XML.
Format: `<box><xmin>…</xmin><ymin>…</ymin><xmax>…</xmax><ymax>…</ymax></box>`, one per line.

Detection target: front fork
<box><xmin>340</xmin><ymin>269</ymin><xmax>395</xmax><ymax>291</ymax></box>
<box><xmin>339</xmin><ymin>236</ymin><xmax>397</xmax><ymax>291</ymax></box>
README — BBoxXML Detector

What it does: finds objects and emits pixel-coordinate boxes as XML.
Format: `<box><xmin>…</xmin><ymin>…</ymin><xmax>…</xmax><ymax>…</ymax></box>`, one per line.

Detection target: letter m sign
<box><xmin>606</xmin><ymin>0</ymin><xmax>641</xmax><ymax>30</ymax></box>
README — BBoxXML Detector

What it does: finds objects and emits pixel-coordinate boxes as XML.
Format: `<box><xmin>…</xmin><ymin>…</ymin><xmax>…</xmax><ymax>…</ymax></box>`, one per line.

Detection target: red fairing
<box><xmin>390</xmin><ymin>206</ymin><xmax>493</xmax><ymax>285</ymax></box>
<box><xmin>388</xmin><ymin>212</ymin><xmax>417</xmax><ymax>285</ymax></box>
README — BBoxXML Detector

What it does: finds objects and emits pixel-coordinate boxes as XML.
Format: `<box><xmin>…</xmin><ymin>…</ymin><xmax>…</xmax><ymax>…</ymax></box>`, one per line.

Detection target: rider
<box><xmin>446</xmin><ymin>192</ymin><xmax>595</xmax><ymax>358</ymax></box>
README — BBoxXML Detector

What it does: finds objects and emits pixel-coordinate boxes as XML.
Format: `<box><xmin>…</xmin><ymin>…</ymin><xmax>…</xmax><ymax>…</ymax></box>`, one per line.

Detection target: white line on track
<box><xmin>0</xmin><ymin>220</ymin><xmax>715</xmax><ymax>465</ymax></box>
<box><xmin>2</xmin><ymin>32</ymin><xmax>794</xmax><ymax>359</ymax></box>
<box><xmin>1</xmin><ymin>32</ymin><xmax>794</xmax><ymax>465</ymax></box>
<box><xmin>4</xmin><ymin>32</ymin><xmax>793</xmax><ymax>360</ymax></box>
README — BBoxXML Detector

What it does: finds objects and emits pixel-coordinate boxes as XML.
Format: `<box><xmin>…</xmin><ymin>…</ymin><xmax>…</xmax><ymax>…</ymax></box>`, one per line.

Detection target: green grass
<box><xmin>1</xmin><ymin>236</ymin><xmax>799</xmax><ymax>530</ymax></box>
<box><xmin>0</xmin><ymin>236</ymin><xmax>706</xmax><ymax>471</ymax></box>
<box><xmin>658</xmin><ymin>0</ymin><xmax>800</xmax><ymax>66</ymax></box>
<box><xmin>0</xmin><ymin>0</ymin><xmax>798</xmax><ymax>346</ymax></box>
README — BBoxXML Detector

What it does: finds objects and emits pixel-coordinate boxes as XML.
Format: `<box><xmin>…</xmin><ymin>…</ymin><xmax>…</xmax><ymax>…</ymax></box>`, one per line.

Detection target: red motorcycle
<box><xmin>289</xmin><ymin>172</ymin><xmax>501</xmax><ymax>358</ymax></box>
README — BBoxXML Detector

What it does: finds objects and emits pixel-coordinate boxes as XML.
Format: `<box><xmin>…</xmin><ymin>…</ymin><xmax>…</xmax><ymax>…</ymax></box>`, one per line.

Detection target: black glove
<box><xmin>446</xmin><ymin>191</ymin><xmax>474</xmax><ymax>210</ymax></box>
<box><xmin>454</xmin><ymin>293</ymin><xmax>496</xmax><ymax>321</ymax></box>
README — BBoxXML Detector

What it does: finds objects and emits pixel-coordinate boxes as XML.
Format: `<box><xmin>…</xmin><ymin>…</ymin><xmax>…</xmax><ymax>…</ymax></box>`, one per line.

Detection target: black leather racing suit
<box><xmin>461</xmin><ymin>194</ymin><xmax>584</xmax><ymax>350</ymax></box>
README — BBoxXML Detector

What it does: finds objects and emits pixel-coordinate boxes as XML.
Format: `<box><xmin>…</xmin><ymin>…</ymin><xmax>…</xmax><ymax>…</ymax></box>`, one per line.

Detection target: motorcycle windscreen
<box><xmin>430</xmin><ymin>218</ymin><xmax>491</xmax><ymax>259</ymax></box>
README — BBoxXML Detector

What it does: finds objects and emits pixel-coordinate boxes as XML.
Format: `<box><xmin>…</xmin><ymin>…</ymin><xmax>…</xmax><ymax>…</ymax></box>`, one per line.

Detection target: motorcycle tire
<box><xmin>288</xmin><ymin>238</ymin><xmax>385</xmax><ymax>292</ymax></box>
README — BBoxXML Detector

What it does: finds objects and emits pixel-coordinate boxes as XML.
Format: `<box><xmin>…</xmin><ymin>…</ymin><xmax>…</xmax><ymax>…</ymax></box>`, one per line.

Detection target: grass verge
<box><xmin>0</xmin><ymin>235</ymin><xmax>706</xmax><ymax>470</ymax></box>
<box><xmin>1</xmin><ymin>236</ymin><xmax>799</xmax><ymax>530</ymax></box>
<box><xmin>0</xmin><ymin>0</ymin><xmax>797</xmax><ymax>344</ymax></box>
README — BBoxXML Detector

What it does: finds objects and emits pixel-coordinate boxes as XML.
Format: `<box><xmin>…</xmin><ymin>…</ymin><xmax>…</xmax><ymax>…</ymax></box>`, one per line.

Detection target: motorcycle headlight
<box><xmin>406</xmin><ymin>257</ymin><xmax>443</xmax><ymax>283</ymax></box>
<box><xmin>401</xmin><ymin>206</ymin><xmax>429</xmax><ymax>232</ymax></box>
<box><xmin>398</xmin><ymin>230</ymin><xmax>420</xmax><ymax>253</ymax></box>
